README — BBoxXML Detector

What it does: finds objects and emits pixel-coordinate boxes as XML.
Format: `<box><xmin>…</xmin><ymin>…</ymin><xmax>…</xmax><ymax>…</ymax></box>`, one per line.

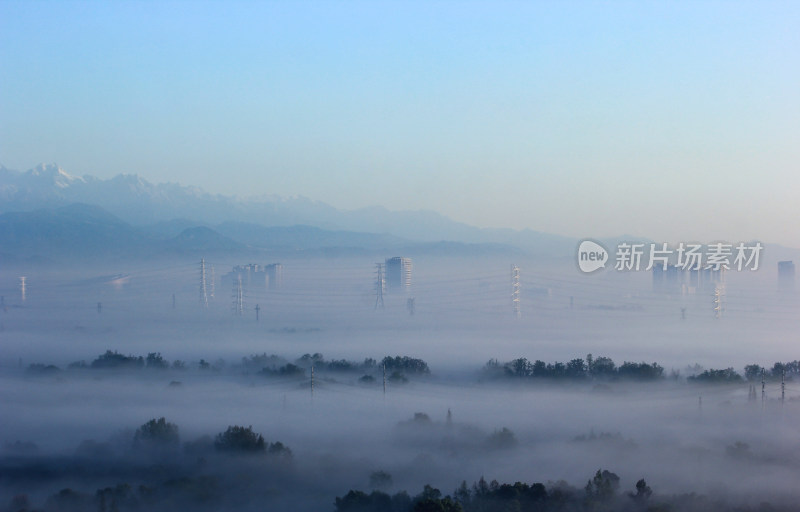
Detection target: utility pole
<box><xmin>511</xmin><ymin>265</ymin><xmax>521</xmax><ymax>319</ymax></box>
<box><xmin>255</xmin><ymin>304</ymin><xmax>261</xmax><ymax>321</ymax></box>
<box><xmin>761</xmin><ymin>369</ymin><xmax>766</xmax><ymax>411</ymax></box>
<box><xmin>782</xmin><ymin>369</ymin><xmax>786</xmax><ymax>404</ymax></box>
<box><xmin>374</xmin><ymin>263</ymin><xmax>385</xmax><ymax>310</ymax></box>
<box><xmin>199</xmin><ymin>258</ymin><xmax>208</xmax><ymax>308</ymax></box>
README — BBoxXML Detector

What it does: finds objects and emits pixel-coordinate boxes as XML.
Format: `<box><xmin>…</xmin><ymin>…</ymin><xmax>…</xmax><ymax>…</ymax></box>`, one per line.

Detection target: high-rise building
<box><xmin>265</xmin><ymin>263</ymin><xmax>283</xmax><ymax>289</ymax></box>
<box><xmin>385</xmin><ymin>257</ymin><xmax>412</xmax><ymax>292</ymax></box>
<box><xmin>222</xmin><ymin>263</ymin><xmax>283</xmax><ymax>290</ymax></box>
<box><xmin>778</xmin><ymin>261</ymin><xmax>795</xmax><ymax>291</ymax></box>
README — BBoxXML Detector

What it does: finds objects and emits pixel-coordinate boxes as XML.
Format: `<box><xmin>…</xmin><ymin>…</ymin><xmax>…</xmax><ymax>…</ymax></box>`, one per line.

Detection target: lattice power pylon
<box><xmin>199</xmin><ymin>258</ymin><xmax>208</xmax><ymax>308</ymax></box>
<box><xmin>232</xmin><ymin>273</ymin><xmax>244</xmax><ymax>316</ymax></box>
<box><xmin>375</xmin><ymin>263</ymin><xmax>385</xmax><ymax>310</ymax></box>
<box><xmin>511</xmin><ymin>264</ymin><xmax>521</xmax><ymax>319</ymax></box>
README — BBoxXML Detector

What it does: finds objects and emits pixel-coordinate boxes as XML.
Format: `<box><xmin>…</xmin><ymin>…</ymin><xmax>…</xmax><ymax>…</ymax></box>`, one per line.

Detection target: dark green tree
<box><xmin>214</xmin><ymin>425</ymin><xmax>265</xmax><ymax>453</ymax></box>
<box><xmin>133</xmin><ymin>418</ymin><xmax>179</xmax><ymax>450</ymax></box>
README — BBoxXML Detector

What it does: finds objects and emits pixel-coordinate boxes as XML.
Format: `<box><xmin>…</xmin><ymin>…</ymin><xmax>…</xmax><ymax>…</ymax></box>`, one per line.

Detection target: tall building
<box><xmin>223</xmin><ymin>263</ymin><xmax>283</xmax><ymax>290</ymax></box>
<box><xmin>385</xmin><ymin>257</ymin><xmax>412</xmax><ymax>292</ymax></box>
<box><xmin>265</xmin><ymin>263</ymin><xmax>283</xmax><ymax>289</ymax></box>
<box><xmin>778</xmin><ymin>261</ymin><xmax>795</xmax><ymax>291</ymax></box>
<box><xmin>652</xmin><ymin>265</ymin><xmax>722</xmax><ymax>295</ymax></box>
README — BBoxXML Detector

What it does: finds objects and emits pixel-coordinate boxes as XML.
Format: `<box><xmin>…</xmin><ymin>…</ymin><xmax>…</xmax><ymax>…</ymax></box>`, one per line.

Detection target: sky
<box><xmin>1</xmin><ymin>1</ymin><xmax>798</xmax><ymax>246</ymax></box>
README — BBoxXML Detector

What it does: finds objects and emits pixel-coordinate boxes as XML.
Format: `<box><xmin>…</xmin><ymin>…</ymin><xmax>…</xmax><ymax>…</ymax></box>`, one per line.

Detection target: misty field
<box><xmin>1</xmin><ymin>257</ymin><xmax>798</xmax><ymax>511</ymax></box>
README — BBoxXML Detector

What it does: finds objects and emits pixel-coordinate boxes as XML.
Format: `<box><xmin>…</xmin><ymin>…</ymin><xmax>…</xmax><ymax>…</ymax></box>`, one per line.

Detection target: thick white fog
<box><xmin>1</xmin><ymin>255</ymin><xmax>799</xmax><ymax>511</ymax></box>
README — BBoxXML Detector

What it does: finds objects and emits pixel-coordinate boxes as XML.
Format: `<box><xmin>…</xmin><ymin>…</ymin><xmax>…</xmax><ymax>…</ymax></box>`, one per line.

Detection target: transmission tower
<box><xmin>232</xmin><ymin>274</ymin><xmax>244</xmax><ymax>316</ymax></box>
<box><xmin>209</xmin><ymin>266</ymin><xmax>215</xmax><ymax>299</ymax></box>
<box><xmin>712</xmin><ymin>284</ymin><xmax>724</xmax><ymax>319</ymax></box>
<box><xmin>19</xmin><ymin>276</ymin><xmax>26</xmax><ymax>302</ymax></box>
<box><xmin>199</xmin><ymin>258</ymin><xmax>208</xmax><ymax>308</ymax></box>
<box><xmin>712</xmin><ymin>270</ymin><xmax>726</xmax><ymax>319</ymax></box>
<box><xmin>511</xmin><ymin>264</ymin><xmax>521</xmax><ymax>318</ymax></box>
<box><xmin>374</xmin><ymin>263</ymin><xmax>385</xmax><ymax>310</ymax></box>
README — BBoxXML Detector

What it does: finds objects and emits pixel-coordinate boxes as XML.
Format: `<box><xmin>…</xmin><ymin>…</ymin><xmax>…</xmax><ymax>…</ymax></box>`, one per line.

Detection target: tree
<box><xmin>629</xmin><ymin>479</ymin><xmax>652</xmax><ymax>502</ymax></box>
<box><xmin>145</xmin><ymin>352</ymin><xmax>168</xmax><ymax>369</ymax></box>
<box><xmin>592</xmin><ymin>357</ymin><xmax>616</xmax><ymax>378</ymax></box>
<box><xmin>507</xmin><ymin>358</ymin><xmax>531</xmax><ymax>377</ymax></box>
<box><xmin>91</xmin><ymin>350</ymin><xmax>144</xmax><ymax>370</ymax></box>
<box><xmin>486</xmin><ymin>427</ymin><xmax>518</xmax><ymax>449</ymax></box>
<box><xmin>531</xmin><ymin>360</ymin><xmax>548</xmax><ymax>377</ymax></box>
<box><xmin>369</xmin><ymin>470</ymin><xmax>393</xmax><ymax>490</ymax></box>
<box><xmin>382</xmin><ymin>356</ymin><xmax>430</xmax><ymax>375</ymax></box>
<box><xmin>214</xmin><ymin>425</ymin><xmax>265</xmax><ymax>453</ymax></box>
<box><xmin>267</xmin><ymin>440</ymin><xmax>292</xmax><ymax>459</ymax></box>
<box><xmin>744</xmin><ymin>364</ymin><xmax>763</xmax><ymax>381</ymax></box>
<box><xmin>566</xmin><ymin>358</ymin><xmax>587</xmax><ymax>378</ymax></box>
<box><xmin>359</xmin><ymin>374</ymin><xmax>376</xmax><ymax>385</ymax></box>
<box><xmin>133</xmin><ymin>418</ymin><xmax>179</xmax><ymax>450</ymax></box>
<box><xmin>617</xmin><ymin>362</ymin><xmax>663</xmax><ymax>380</ymax></box>
<box><xmin>585</xmin><ymin>469</ymin><xmax>620</xmax><ymax>501</ymax></box>
<box><xmin>688</xmin><ymin>368</ymin><xmax>742</xmax><ymax>383</ymax></box>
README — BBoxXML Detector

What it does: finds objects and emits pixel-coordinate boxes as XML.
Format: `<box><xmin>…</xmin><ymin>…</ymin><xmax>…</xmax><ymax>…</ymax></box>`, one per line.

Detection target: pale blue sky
<box><xmin>1</xmin><ymin>1</ymin><xmax>798</xmax><ymax>245</ymax></box>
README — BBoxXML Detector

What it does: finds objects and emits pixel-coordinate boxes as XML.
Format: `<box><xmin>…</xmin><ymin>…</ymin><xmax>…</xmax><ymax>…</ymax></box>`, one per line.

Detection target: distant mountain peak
<box><xmin>26</xmin><ymin>163</ymin><xmax>85</xmax><ymax>188</ymax></box>
<box><xmin>0</xmin><ymin>163</ymin><xmax>577</xmax><ymax>254</ymax></box>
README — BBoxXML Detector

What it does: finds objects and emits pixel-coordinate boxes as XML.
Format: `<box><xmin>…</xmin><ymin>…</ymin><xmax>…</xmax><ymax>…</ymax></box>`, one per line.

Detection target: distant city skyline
<box><xmin>1</xmin><ymin>1</ymin><xmax>798</xmax><ymax>246</ymax></box>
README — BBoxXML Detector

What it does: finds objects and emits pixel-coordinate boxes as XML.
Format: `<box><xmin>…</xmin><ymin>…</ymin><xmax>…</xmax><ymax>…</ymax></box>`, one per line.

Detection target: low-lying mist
<box><xmin>1</xmin><ymin>256</ymin><xmax>798</xmax><ymax>511</ymax></box>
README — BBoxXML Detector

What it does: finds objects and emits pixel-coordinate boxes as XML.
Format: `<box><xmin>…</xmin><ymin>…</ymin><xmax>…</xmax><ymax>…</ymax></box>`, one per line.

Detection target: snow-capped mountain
<box><xmin>0</xmin><ymin>163</ymin><xmax>575</xmax><ymax>254</ymax></box>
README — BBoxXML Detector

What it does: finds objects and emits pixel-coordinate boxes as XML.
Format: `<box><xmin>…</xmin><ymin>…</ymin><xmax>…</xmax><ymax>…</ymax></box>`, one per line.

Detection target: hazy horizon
<box><xmin>2</xmin><ymin>1</ymin><xmax>799</xmax><ymax>246</ymax></box>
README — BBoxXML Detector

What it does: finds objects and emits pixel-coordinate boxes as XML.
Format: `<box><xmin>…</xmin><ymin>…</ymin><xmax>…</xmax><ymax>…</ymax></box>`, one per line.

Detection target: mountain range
<box><xmin>0</xmin><ymin>164</ymin><xmax>576</xmax><ymax>262</ymax></box>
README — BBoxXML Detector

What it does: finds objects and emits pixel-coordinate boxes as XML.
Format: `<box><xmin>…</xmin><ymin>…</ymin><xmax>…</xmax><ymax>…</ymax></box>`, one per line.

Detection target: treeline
<box><xmin>30</xmin><ymin>417</ymin><xmax>292</xmax><ymax>460</ymax></box>
<box><xmin>245</xmin><ymin>353</ymin><xmax>430</xmax><ymax>382</ymax></box>
<box><xmin>25</xmin><ymin>351</ymin><xmax>800</xmax><ymax>386</ymax></box>
<box><xmin>26</xmin><ymin>351</ymin><xmax>431</xmax><ymax>383</ymax></box>
<box><xmin>486</xmin><ymin>355</ymin><xmax>800</xmax><ymax>384</ymax></box>
<box><xmin>334</xmin><ymin>469</ymin><xmax>791</xmax><ymax>512</ymax></box>
<box><xmin>2</xmin><ymin>418</ymin><xmax>292</xmax><ymax>512</ymax></box>
<box><xmin>485</xmin><ymin>355</ymin><xmax>665</xmax><ymax>381</ymax></box>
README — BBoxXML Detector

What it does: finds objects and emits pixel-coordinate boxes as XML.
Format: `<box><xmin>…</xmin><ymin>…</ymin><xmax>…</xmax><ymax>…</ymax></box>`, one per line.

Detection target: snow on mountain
<box><xmin>0</xmin><ymin>164</ymin><xmax>576</xmax><ymax>255</ymax></box>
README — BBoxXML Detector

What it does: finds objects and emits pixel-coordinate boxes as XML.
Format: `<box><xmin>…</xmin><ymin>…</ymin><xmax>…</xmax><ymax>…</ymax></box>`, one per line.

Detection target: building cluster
<box><xmin>222</xmin><ymin>263</ymin><xmax>283</xmax><ymax>290</ymax></box>
<box><xmin>651</xmin><ymin>265</ymin><xmax>724</xmax><ymax>295</ymax></box>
